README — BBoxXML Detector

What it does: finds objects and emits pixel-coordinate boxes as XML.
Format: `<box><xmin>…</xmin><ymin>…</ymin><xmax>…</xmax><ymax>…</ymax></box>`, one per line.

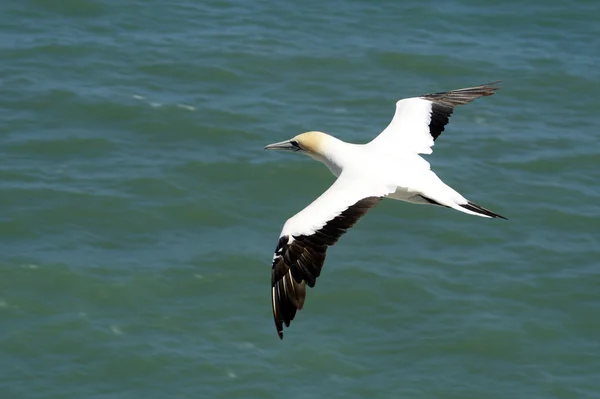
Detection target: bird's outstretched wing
<box><xmin>270</xmin><ymin>173</ymin><xmax>395</xmax><ymax>339</ymax></box>
<box><xmin>368</xmin><ymin>81</ymin><xmax>501</xmax><ymax>155</ymax></box>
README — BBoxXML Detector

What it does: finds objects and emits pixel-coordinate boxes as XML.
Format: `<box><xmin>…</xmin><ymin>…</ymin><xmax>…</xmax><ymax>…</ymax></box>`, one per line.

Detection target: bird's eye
<box><xmin>290</xmin><ymin>140</ymin><xmax>300</xmax><ymax>149</ymax></box>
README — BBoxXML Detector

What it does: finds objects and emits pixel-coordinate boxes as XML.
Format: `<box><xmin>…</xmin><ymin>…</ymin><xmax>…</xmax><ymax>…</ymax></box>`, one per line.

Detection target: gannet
<box><xmin>265</xmin><ymin>82</ymin><xmax>506</xmax><ymax>339</ymax></box>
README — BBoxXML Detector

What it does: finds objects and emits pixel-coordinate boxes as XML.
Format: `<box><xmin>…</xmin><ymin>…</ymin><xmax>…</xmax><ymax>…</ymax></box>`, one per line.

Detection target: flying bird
<box><xmin>265</xmin><ymin>82</ymin><xmax>506</xmax><ymax>339</ymax></box>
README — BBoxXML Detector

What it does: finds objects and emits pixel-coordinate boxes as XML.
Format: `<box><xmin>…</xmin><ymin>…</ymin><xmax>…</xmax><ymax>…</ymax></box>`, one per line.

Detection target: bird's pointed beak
<box><xmin>264</xmin><ymin>140</ymin><xmax>297</xmax><ymax>151</ymax></box>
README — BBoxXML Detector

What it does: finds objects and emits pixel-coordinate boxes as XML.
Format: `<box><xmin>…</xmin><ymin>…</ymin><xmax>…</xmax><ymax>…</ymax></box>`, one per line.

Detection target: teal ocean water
<box><xmin>1</xmin><ymin>1</ymin><xmax>599</xmax><ymax>398</ymax></box>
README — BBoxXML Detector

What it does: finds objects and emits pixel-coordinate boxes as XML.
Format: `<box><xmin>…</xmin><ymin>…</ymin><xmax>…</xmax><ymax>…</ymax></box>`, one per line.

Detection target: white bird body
<box><xmin>265</xmin><ymin>82</ymin><xmax>506</xmax><ymax>339</ymax></box>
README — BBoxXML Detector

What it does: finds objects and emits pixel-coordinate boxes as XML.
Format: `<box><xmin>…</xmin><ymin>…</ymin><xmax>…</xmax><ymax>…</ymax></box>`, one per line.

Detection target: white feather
<box><xmin>368</xmin><ymin>97</ymin><xmax>436</xmax><ymax>155</ymax></box>
<box><xmin>281</xmin><ymin>169</ymin><xmax>396</xmax><ymax>237</ymax></box>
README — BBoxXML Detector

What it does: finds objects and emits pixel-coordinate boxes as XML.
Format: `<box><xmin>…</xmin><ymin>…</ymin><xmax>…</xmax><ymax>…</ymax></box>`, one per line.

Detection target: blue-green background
<box><xmin>1</xmin><ymin>1</ymin><xmax>599</xmax><ymax>398</ymax></box>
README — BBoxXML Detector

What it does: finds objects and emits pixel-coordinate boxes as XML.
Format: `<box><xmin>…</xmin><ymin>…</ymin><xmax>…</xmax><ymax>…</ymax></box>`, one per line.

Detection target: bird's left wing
<box><xmin>270</xmin><ymin>172</ymin><xmax>395</xmax><ymax>339</ymax></box>
<box><xmin>368</xmin><ymin>82</ymin><xmax>500</xmax><ymax>155</ymax></box>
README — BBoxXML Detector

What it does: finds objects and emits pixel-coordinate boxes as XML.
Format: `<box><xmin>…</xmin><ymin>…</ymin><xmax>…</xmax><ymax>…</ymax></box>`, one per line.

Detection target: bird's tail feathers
<box><xmin>457</xmin><ymin>201</ymin><xmax>507</xmax><ymax>220</ymax></box>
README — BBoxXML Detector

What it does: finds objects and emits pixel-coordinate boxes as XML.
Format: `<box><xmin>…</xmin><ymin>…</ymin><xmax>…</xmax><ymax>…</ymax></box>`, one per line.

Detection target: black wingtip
<box><xmin>485</xmin><ymin>80</ymin><xmax>502</xmax><ymax>87</ymax></box>
<box><xmin>461</xmin><ymin>201</ymin><xmax>508</xmax><ymax>220</ymax></box>
<box><xmin>278</xmin><ymin>330</ymin><xmax>283</xmax><ymax>340</ymax></box>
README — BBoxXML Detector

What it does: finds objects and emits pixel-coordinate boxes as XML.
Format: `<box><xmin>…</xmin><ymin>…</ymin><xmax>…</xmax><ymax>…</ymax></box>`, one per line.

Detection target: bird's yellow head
<box><xmin>264</xmin><ymin>131</ymin><xmax>327</xmax><ymax>156</ymax></box>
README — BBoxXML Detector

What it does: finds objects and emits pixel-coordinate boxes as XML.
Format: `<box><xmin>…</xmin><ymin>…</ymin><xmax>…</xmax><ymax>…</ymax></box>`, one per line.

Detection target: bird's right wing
<box><xmin>270</xmin><ymin>173</ymin><xmax>395</xmax><ymax>339</ymax></box>
<box><xmin>368</xmin><ymin>82</ymin><xmax>500</xmax><ymax>155</ymax></box>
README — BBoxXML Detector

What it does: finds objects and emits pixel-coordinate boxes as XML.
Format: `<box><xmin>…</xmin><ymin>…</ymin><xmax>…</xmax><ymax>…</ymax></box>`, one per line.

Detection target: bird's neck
<box><xmin>308</xmin><ymin>136</ymin><xmax>357</xmax><ymax>177</ymax></box>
